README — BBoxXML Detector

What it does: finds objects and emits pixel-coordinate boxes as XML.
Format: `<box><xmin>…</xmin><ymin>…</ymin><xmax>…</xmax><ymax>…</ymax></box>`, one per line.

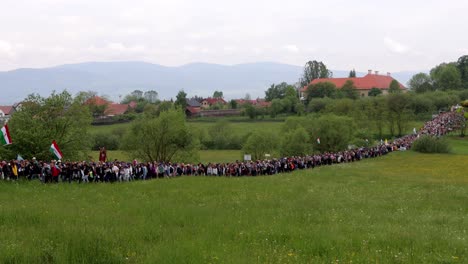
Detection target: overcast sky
<box><xmin>0</xmin><ymin>0</ymin><xmax>467</xmax><ymax>72</ymax></box>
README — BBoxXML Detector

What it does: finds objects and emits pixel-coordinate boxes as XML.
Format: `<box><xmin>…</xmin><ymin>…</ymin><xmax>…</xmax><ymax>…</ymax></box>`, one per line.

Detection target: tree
<box><xmin>212</xmin><ymin>91</ymin><xmax>224</xmax><ymax>98</ymax></box>
<box><xmin>388</xmin><ymin>80</ymin><xmax>401</xmax><ymax>93</ymax></box>
<box><xmin>349</xmin><ymin>69</ymin><xmax>356</xmax><ymax>78</ymax></box>
<box><xmin>430</xmin><ymin>63</ymin><xmax>462</xmax><ymax>90</ymax></box>
<box><xmin>265</xmin><ymin>82</ymin><xmax>290</xmax><ymax>101</ymax></box>
<box><xmin>280</xmin><ymin>127</ymin><xmax>311</xmax><ymax>156</ymax></box>
<box><xmin>306</xmin><ymin>82</ymin><xmax>337</xmax><ymax>100</ymax></box>
<box><xmin>131</xmin><ymin>90</ymin><xmax>144</xmax><ymax>99</ymax></box>
<box><xmin>6</xmin><ymin>91</ymin><xmax>92</xmax><ymax>160</ymax></box>
<box><xmin>269</xmin><ymin>99</ymin><xmax>283</xmax><ymax>118</ymax></box>
<box><xmin>175</xmin><ymin>90</ymin><xmax>187</xmax><ymax>109</ymax></box>
<box><xmin>408</xmin><ymin>73</ymin><xmax>433</xmax><ymax>93</ymax></box>
<box><xmin>244</xmin><ymin>103</ymin><xmax>258</xmax><ymax>119</ymax></box>
<box><xmin>229</xmin><ymin>99</ymin><xmax>238</xmax><ymax>109</ymax></box>
<box><xmin>341</xmin><ymin>80</ymin><xmax>359</xmax><ymax>99</ymax></box>
<box><xmin>144</xmin><ymin>90</ymin><xmax>159</xmax><ymax>103</ymax></box>
<box><xmin>457</xmin><ymin>55</ymin><xmax>468</xmax><ymax>89</ymax></box>
<box><xmin>299</xmin><ymin>60</ymin><xmax>332</xmax><ymax>88</ymax></box>
<box><xmin>368</xmin><ymin>87</ymin><xmax>382</xmax><ymax>97</ymax></box>
<box><xmin>386</xmin><ymin>93</ymin><xmax>413</xmax><ymax>136</ymax></box>
<box><xmin>208</xmin><ymin>120</ymin><xmax>235</xmax><ymax>149</ymax></box>
<box><xmin>122</xmin><ymin>108</ymin><xmax>198</xmax><ymax>162</ymax></box>
<box><xmin>242</xmin><ymin>130</ymin><xmax>278</xmax><ymax>160</ymax></box>
<box><xmin>310</xmin><ymin>114</ymin><xmax>356</xmax><ymax>152</ymax></box>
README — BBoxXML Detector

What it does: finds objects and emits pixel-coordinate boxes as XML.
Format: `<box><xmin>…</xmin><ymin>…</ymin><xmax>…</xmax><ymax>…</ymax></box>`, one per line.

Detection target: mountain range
<box><xmin>0</xmin><ymin>61</ymin><xmax>421</xmax><ymax>104</ymax></box>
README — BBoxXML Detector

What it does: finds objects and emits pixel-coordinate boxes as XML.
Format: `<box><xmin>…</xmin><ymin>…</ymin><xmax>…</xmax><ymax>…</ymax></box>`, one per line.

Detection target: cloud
<box><xmin>283</xmin><ymin>45</ymin><xmax>299</xmax><ymax>53</ymax></box>
<box><xmin>0</xmin><ymin>40</ymin><xmax>15</xmax><ymax>57</ymax></box>
<box><xmin>384</xmin><ymin>37</ymin><xmax>409</xmax><ymax>54</ymax></box>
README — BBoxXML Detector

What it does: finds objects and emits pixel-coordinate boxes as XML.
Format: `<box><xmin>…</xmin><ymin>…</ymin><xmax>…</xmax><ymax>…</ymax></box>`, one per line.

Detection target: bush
<box><xmin>92</xmin><ymin>133</ymin><xmax>120</xmax><ymax>151</ymax></box>
<box><xmin>412</xmin><ymin>136</ymin><xmax>451</xmax><ymax>153</ymax></box>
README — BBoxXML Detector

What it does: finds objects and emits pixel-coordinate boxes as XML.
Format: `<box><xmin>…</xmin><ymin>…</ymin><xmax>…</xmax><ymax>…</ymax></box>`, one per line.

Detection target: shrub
<box><xmin>412</xmin><ymin>136</ymin><xmax>451</xmax><ymax>153</ymax></box>
<box><xmin>92</xmin><ymin>133</ymin><xmax>120</xmax><ymax>151</ymax></box>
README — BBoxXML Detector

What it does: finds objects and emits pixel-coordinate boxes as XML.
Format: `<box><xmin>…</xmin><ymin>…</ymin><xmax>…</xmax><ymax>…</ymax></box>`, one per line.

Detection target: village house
<box><xmin>0</xmin><ymin>105</ymin><xmax>15</xmax><ymax>122</ymax></box>
<box><xmin>200</xmin><ymin>97</ymin><xmax>227</xmax><ymax>109</ymax></box>
<box><xmin>84</xmin><ymin>96</ymin><xmax>134</xmax><ymax>117</ymax></box>
<box><xmin>235</xmin><ymin>98</ymin><xmax>272</xmax><ymax>108</ymax></box>
<box><xmin>299</xmin><ymin>70</ymin><xmax>407</xmax><ymax>98</ymax></box>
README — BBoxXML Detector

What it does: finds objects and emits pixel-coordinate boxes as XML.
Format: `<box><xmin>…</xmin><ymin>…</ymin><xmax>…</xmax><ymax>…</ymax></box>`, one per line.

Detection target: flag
<box><xmin>385</xmin><ymin>139</ymin><xmax>388</xmax><ymax>145</ymax></box>
<box><xmin>317</xmin><ymin>138</ymin><xmax>320</xmax><ymax>144</ymax></box>
<box><xmin>16</xmin><ymin>154</ymin><xmax>24</xmax><ymax>161</ymax></box>
<box><xmin>1</xmin><ymin>124</ymin><xmax>12</xmax><ymax>145</ymax></box>
<box><xmin>50</xmin><ymin>140</ymin><xmax>63</xmax><ymax>160</ymax></box>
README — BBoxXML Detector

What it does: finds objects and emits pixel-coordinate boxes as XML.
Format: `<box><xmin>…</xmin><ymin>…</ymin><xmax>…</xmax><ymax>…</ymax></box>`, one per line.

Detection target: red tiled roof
<box><xmin>235</xmin><ymin>99</ymin><xmax>271</xmax><ymax>108</ymax></box>
<box><xmin>0</xmin><ymin>106</ymin><xmax>14</xmax><ymax>115</ymax></box>
<box><xmin>105</xmin><ymin>104</ymin><xmax>129</xmax><ymax>116</ymax></box>
<box><xmin>300</xmin><ymin>74</ymin><xmax>406</xmax><ymax>92</ymax></box>
<box><xmin>204</xmin><ymin>98</ymin><xmax>227</xmax><ymax>105</ymax></box>
<box><xmin>84</xmin><ymin>96</ymin><xmax>110</xmax><ymax>106</ymax></box>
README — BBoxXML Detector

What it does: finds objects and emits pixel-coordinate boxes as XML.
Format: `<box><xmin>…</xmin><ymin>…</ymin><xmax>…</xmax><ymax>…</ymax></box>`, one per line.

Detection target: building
<box><xmin>84</xmin><ymin>96</ymin><xmax>133</xmax><ymax>117</ymax></box>
<box><xmin>299</xmin><ymin>70</ymin><xmax>406</xmax><ymax>98</ymax></box>
<box><xmin>200</xmin><ymin>98</ymin><xmax>227</xmax><ymax>109</ymax></box>
<box><xmin>0</xmin><ymin>105</ymin><xmax>14</xmax><ymax>122</ymax></box>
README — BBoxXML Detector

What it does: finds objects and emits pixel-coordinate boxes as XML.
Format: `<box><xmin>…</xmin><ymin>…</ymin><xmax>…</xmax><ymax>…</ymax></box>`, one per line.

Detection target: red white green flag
<box><xmin>50</xmin><ymin>140</ymin><xmax>63</xmax><ymax>160</ymax></box>
<box><xmin>1</xmin><ymin>125</ymin><xmax>12</xmax><ymax>145</ymax></box>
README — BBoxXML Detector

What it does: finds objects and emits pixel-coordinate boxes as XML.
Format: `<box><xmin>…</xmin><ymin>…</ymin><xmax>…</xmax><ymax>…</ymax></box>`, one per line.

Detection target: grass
<box><xmin>1</xmin><ymin>140</ymin><xmax>467</xmax><ymax>263</ymax></box>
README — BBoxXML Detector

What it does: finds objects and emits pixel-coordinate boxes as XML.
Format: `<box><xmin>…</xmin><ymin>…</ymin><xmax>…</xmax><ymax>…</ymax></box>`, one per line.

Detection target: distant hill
<box><xmin>0</xmin><ymin>61</ymin><xmax>421</xmax><ymax>104</ymax></box>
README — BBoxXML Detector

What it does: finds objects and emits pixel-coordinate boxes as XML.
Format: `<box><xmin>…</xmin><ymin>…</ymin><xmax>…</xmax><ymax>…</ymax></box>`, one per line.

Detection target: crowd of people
<box><xmin>0</xmin><ymin>110</ymin><xmax>465</xmax><ymax>183</ymax></box>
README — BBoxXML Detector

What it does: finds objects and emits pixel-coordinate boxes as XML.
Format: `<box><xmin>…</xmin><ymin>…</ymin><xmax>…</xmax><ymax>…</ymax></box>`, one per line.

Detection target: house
<box><xmin>200</xmin><ymin>98</ymin><xmax>227</xmax><ymax>109</ymax></box>
<box><xmin>0</xmin><ymin>105</ymin><xmax>14</xmax><ymax>122</ymax></box>
<box><xmin>185</xmin><ymin>98</ymin><xmax>202</xmax><ymax>117</ymax></box>
<box><xmin>299</xmin><ymin>70</ymin><xmax>407</xmax><ymax>98</ymax></box>
<box><xmin>84</xmin><ymin>96</ymin><xmax>133</xmax><ymax>117</ymax></box>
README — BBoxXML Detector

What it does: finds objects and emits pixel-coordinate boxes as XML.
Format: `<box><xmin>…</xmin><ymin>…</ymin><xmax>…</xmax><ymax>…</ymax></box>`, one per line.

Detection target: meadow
<box><xmin>1</xmin><ymin>139</ymin><xmax>467</xmax><ymax>263</ymax></box>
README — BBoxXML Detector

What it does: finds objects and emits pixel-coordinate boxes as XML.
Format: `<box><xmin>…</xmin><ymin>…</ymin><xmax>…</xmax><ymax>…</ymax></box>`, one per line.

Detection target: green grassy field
<box><xmin>1</xmin><ymin>140</ymin><xmax>467</xmax><ymax>263</ymax></box>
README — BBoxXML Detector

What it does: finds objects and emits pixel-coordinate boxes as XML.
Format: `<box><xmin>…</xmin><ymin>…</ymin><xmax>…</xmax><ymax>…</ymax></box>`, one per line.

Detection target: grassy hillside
<box><xmin>1</xmin><ymin>146</ymin><xmax>467</xmax><ymax>263</ymax></box>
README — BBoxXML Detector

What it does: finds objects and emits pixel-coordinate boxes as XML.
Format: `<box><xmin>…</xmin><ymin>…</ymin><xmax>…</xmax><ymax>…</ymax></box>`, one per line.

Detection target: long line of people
<box><xmin>0</xmin><ymin>110</ymin><xmax>465</xmax><ymax>183</ymax></box>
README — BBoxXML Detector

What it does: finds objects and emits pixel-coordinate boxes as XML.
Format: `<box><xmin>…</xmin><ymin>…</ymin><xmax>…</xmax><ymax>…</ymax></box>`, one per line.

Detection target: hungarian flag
<box><xmin>50</xmin><ymin>140</ymin><xmax>63</xmax><ymax>160</ymax></box>
<box><xmin>1</xmin><ymin>124</ymin><xmax>12</xmax><ymax>145</ymax></box>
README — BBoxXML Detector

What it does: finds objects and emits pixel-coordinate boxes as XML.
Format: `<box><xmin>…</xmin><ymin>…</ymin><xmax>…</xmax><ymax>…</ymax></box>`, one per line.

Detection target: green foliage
<box><xmin>244</xmin><ymin>103</ymin><xmax>258</xmax><ymax>119</ymax></box>
<box><xmin>212</xmin><ymin>90</ymin><xmax>223</xmax><ymax>98</ymax></box>
<box><xmin>307</xmin><ymin>97</ymin><xmax>333</xmax><ymax>113</ymax></box>
<box><xmin>311</xmin><ymin>114</ymin><xmax>356</xmax><ymax>152</ymax></box>
<box><xmin>92</xmin><ymin>132</ymin><xmax>120</xmax><ymax>151</ymax></box>
<box><xmin>410</xmin><ymin>95</ymin><xmax>435</xmax><ymax>118</ymax></box>
<box><xmin>412</xmin><ymin>135</ymin><xmax>451</xmax><ymax>153</ymax></box>
<box><xmin>144</xmin><ymin>90</ymin><xmax>159</xmax><ymax>103</ymax></box>
<box><xmin>242</xmin><ymin>130</ymin><xmax>278</xmax><ymax>160</ymax></box>
<box><xmin>175</xmin><ymin>90</ymin><xmax>188</xmax><ymax>109</ymax></box>
<box><xmin>299</xmin><ymin>60</ymin><xmax>332</xmax><ymax>88</ymax></box>
<box><xmin>368</xmin><ymin>88</ymin><xmax>382</xmax><ymax>97</ymax></box>
<box><xmin>430</xmin><ymin>63</ymin><xmax>462</xmax><ymax>90</ymax></box>
<box><xmin>386</xmin><ymin>93</ymin><xmax>413</xmax><ymax>136</ymax></box>
<box><xmin>280</xmin><ymin>127</ymin><xmax>311</xmax><ymax>156</ymax></box>
<box><xmin>269</xmin><ymin>99</ymin><xmax>283</xmax><ymax>118</ymax></box>
<box><xmin>229</xmin><ymin>99</ymin><xmax>238</xmax><ymax>109</ymax></box>
<box><xmin>456</xmin><ymin>55</ymin><xmax>468</xmax><ymax>89</ymax></box>
<box><xmin>340</xmin><ymin>80</ymin><xmax>359</xmax><ymax>99</ymax></box>
<box><xmin>206</xmin><ymin>120</ymin><xmax>241</xmax><ymax>149</ymax></box>
<box><xmin>408</xmin><ymin>72</ymin><xmax>433</xmax><ymax>93</ymax></box>
<box><xmin>388</xmin><ymin>79</ymin><xmax>401</xmax><ymax>93</ymax></box>
<box><xmin>306</xmin><ymin>82</ymin><xmax>337</xmax><ymax>100</ymax></box>
<box><xmin>7</xmin><ymin>91</ymin><xmax>92</xmax><ymax>160</ymax></box>
<box><xmin>265</xmin><ymin>82</ymin><xmax>288</xmax><ymax>101</ymax></box>
<box><xmin>122</xmin><ymin>108</ymin><xmax>198</xmax><ymax>162</ymax></box>
<box><xmin>348</xmin><ymin>69</ymin><xmax>356</xmax><ymax>78</ymax></box>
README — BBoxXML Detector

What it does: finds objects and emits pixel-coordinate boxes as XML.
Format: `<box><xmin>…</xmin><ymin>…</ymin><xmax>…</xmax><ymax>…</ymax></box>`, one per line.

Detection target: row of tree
<box><xmin>409</xmin><ymin>55</ymin><xmax>468</xmax><ymax>92</ymax></box>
